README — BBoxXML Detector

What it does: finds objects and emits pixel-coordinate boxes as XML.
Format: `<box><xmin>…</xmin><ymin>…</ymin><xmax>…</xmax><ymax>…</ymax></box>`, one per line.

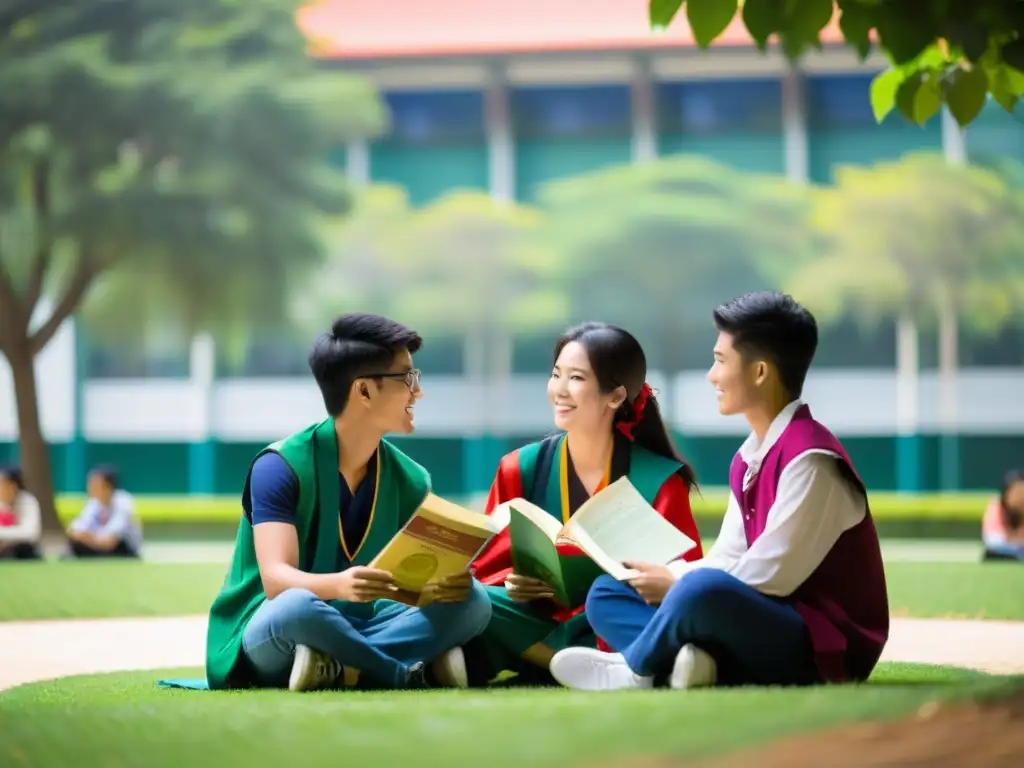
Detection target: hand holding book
<box><xmin>504</xmin><ymin>573</ymin><xmax>556</xmax><ymax>603</ymax></box>
<box><xmin>622</xmin><ymin>561</ymin><xmax>675</xmax><ymax>606</ymax></box>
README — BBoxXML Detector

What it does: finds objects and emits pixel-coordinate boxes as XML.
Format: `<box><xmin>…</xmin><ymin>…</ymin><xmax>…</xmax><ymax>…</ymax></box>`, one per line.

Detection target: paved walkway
<box><xmin>1</xmin><ymin>615</ymin><xmax>1022</xmax><ymax>693</ymax></box>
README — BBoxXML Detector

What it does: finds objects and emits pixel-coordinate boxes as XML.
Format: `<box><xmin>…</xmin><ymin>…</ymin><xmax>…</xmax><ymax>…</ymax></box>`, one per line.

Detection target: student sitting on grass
<box><xmin>202</xmin><ymin>314</ymin><xmax>491</xmax><ymax>692</ymax></box>
<box><xmin>65</xmin><ymin>466</ymin><xmax>142</xmax><ymax>558</ymax></box>
<box><xmin>0</xmin><ymin>464</ymin><xmax>43</xmax><ymax>560</ymax></box>
<box><xmin>550</xmin><ymin>291</ymin><xmax>890</xmax><ymax>691</ymax></box>
<box><xmin>982</xmin><ymin>468</ymin><xmax>1024</xmax><ymax>562</ymax></box>
<box><xmin>466</xmin><ymin>322</ymin><xmax>704</xmax><ymax>686</ymax></box>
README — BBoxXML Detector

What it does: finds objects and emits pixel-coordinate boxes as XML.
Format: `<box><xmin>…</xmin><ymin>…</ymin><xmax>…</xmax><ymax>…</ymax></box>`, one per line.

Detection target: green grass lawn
<box><xmin>0</xmin><ymin>663</ymin><xmax>1018</xmax><ymax>768</ymax></box>
<box><xmin>2</xmin><ymin>559</ymin><xmax>1023</xmax><ymax>622</ymax></box>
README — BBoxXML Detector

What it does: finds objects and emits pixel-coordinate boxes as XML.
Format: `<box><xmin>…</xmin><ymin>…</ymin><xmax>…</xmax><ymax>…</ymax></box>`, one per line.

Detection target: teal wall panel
<box><xmin>370</xmin><ymin>144</ymin><xmax>489</xmax><ymax>206</ymax></box>
<box><xmin>4</xmin><ymin>434</ymin><xmax>1020</xmax><ymax>496</ymax></box>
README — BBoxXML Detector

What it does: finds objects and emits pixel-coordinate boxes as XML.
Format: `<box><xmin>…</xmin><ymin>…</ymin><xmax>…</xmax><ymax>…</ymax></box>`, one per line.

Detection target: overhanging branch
<box><xmin>28</xmin><ymin>256</ymin><xmax>98</xmax><ymax>356</ymax></box>
<box><xmin>23</xmin><ymin>160</ymin><xmax>53</xmax><ymax>327</ymax></box>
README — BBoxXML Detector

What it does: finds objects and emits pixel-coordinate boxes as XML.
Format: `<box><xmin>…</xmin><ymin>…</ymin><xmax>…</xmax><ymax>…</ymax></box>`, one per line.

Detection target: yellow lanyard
<box><xmin>340</xmin><ymin>449</ymin><xmax>381</xmax><ymax>563</ymax></box>
<box><xmin>558</xmin><ymin>437</ymin><xmax>613</xmax><ymax>524</ymax></box>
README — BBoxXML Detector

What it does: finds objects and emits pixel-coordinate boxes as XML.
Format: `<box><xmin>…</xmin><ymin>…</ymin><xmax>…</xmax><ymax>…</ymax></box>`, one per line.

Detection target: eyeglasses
<box><xmin>370</xmin><ymin>368</ymin><xmax>421</xmax><ymax>391</ymax></box>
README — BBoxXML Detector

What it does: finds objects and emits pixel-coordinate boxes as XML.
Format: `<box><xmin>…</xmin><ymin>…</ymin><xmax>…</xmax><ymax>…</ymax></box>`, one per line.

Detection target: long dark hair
<box><xmin>1000</xmin><ymin>468</ymin><xmax>1024</xmax><ymax>530</ymax></box>
<box><xmin>554</xmin><ymin>322</ymin><xmax>698</xmax><ymax>491</ymax></box>
<box><xmin>0</xmin><ymin>464</ymin><xmax>24</xmax><ymax>491</ymax></box>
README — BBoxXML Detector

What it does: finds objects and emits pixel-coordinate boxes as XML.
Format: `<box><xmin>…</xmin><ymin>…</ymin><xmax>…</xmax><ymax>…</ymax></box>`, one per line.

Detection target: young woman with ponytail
<box><xmin>465</xmin><ymin>322</ymin><xmax>704</xmax><ymax>686</ymax></box>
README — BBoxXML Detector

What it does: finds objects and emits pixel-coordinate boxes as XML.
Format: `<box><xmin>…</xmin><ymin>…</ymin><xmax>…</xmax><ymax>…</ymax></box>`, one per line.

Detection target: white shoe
<box><xmin>669</xmin><ymin>644</ymin><xmax>717</xmax><ymax>690</ymax></box>
<box><xmin>288</xmin><ymin>644</ymin><xmax>342</xmax><ymax>692</ymax></box>
<box><xmin>550</xmin><ymin>647</ymin><xmax>654</xmax><ymax>691</ymax></box>
<box><xmin>430</xmin><ymin>646</ymin><xmax>469</xmax><ymax>689</ymax></box>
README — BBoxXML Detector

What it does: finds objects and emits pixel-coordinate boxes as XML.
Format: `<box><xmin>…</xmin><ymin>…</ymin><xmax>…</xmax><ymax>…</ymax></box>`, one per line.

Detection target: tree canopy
<box><xmin>649</xmin><ymin>0</ymin><xmax>1024</xmax><ymax>128</ymax></box>
<box><xmin>0</xmin><ymin>0</ymin><xmax>383</xmax><ymax>527</ymax></box>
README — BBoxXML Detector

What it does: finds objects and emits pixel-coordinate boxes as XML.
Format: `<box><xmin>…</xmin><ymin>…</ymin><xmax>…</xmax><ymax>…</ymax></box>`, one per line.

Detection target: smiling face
<box><xmin>547</xmin><ymin>341</ymin><xmax>624</xmax><ymax>433</ymax></box>
<box><xmin>361</xmin><ymin>347</ymin><xmax>423</xmax><ymax>435</ymax></box>
<box><xmin>707</xmin><ymin>331</ymin><xmax>765</xmax><ymax>416</ymax></box>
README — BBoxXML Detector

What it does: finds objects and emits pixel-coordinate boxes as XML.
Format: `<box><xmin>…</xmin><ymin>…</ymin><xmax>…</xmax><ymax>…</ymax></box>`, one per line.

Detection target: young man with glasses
<box><xmin>203</xmin><ymin>313</ymin><xmax>491</xmax><ymax>692</ymax></box>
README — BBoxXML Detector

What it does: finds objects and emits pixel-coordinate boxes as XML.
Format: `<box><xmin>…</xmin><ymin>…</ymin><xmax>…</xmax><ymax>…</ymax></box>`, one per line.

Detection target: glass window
<box><xmin>657</xmin><ymin>78</ymin><xmax>783</xmax><ymax>134</ymax></box>
<box><xmin>382</xmin><ymin>91</ymin><xmax>486</xmax><ymax>146</ymax></box>
<box><xmin>512</xmin><ymin>85</ymin><xmax>632</xmax><ymax>140</ymax></box>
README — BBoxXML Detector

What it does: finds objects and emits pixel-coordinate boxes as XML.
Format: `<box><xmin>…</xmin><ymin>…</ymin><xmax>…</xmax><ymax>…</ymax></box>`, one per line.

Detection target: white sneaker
<box><xmin>430</xmin><ymin>646</ymin><xmax>469</xmax><ymax>688</ymax></box>
<box><xmin>550</xmin><ymin>647</ymin><xmax>654</xmax><ymax>691</ymax></box>
<box><xmin>288</xmin><ymin>644</ymin><xmax>342</xmax><ymax>692</ymax></box>
<box><xmin>669</xmin><ymin>644</ymin><xmax>717</xmax><ymax>690</ymax></box>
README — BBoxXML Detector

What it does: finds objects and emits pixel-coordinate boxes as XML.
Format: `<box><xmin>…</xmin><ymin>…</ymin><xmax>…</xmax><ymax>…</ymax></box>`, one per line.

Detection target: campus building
<box><xmin>1</xmin><ymin>1</ymin><xmax>1022</xmax><ymax>498</ymax></box>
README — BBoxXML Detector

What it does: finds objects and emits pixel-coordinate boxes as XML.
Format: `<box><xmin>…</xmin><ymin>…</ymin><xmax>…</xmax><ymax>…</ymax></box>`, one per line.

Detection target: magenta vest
<box><xmin>728</xmin><ymin>405</ymin><xmax>889</xmax><ymax>683</ymax></box>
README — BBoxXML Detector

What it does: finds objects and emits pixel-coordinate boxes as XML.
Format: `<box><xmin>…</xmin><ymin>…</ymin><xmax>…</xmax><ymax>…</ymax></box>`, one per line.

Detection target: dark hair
<box><xmin>0</xmin><ymin>464</ymin><xmax>24</xmax><ymax>491</ymax></box>
<box><xmin>1000</xmin><ymin>468</ymin><xmax>1024</xmax><ymax>529</ymax></box>
<box><xmin>89</xmin><ymin>465</ymin><xmax>119</xmax><ymax>490</ymax></box>
<box><xmin>309</xmin><ymin>313</ymin><xmax>423</xmax><ymax>417</ymax></box>
<box><xmin>554</xmin><ymin>322</ymin><xmax>697</xmax><ymax>490</ymax></box>
<box><xmin>713</xmin><ymin>291</ymin><xmax>818</xmax><ymax>399</ymax></box>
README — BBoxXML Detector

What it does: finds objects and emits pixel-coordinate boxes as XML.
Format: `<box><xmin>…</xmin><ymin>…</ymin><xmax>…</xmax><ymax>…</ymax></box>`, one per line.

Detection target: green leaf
<box><xmin>649</xmin><ymin>0</ymin><xmax>684</xmax><ymax>30</ymax></box>
<box><xmin>895</xmin><ymin>69</ymin><xmax>942</xmax><ymax>125</ymax></box>
<box><xmin>686</xmin><ymin>0</ymin><xmax>739</xmax><ymax>48</ymax></box>
<box><xmin>989</xmin><ymin>66</ymin><xmax>1021</xmax><ymax>113</ymax></box>
<box><xmin>943</xmin><ymin>65</ymin><xmax>989</xmax><ymax>127</ymax></box>
<box><xmin>870</xmin><ymin>67</ymin><xmax>904</xmax><ymax>122</ymax></box>
<box><xmin>741</xmin><ymin>0</ymin><xmax>785</xmax><ymax>50</ymax></box>
<box><xmin>837</xmin><ymin>0</ymin><xmax>876</xmax><ymax>59</ymax></box>
<box><xmin>788</xmin><ymin>0</ymin><xmax>835</xmax><ymax>41</ymax></box>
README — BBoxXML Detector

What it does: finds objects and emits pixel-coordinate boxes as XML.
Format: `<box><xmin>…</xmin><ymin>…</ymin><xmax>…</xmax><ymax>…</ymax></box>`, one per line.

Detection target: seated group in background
<box><xmin>982</xmin><ymin>468</ymin><xmax>1024</xmax><ymax>562</ymax></box>
<box><xmin>65</xmin><ymin>466</ymin><xmax>143</xmax><ymax>559</ymax></box>
<box><xmin>0</xmin><ymin>464</ymin><xmax>42</xmax><ymax>560</ymax></box>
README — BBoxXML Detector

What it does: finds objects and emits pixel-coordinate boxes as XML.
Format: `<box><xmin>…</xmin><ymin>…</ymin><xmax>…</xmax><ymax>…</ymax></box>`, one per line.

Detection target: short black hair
<box><xmin>713</xmin><ymin>291</ymin><xmax>818</xmax><ymax>399</ymax></box>
<box><xmin>88</xmin><ymin>465</ymin><xmax>120</xmax><ymax>490</ymax></box>
<box><xmin>0</xmin><ymin>463</ymin><xmax>24</xmax><ymax>490</ymax></box>
<box><xmin>309</xmin><ymin>313</ymin><xmax>423</xmax><ymax>417</ymax></box>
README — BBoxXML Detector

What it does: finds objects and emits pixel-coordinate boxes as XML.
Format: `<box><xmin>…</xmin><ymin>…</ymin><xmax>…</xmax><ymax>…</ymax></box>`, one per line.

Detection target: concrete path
<box><xmin>1</xmin><ymin>614</ymin><xmax>1022</xmax><ymax>693</ymax></box>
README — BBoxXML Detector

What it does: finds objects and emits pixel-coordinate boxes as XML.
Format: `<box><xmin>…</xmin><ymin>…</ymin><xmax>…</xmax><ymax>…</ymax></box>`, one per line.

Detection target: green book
<box><xmin>496</xmin><ymin>476</ymin><xmax>698</xmax><ymax>609</ymax></box>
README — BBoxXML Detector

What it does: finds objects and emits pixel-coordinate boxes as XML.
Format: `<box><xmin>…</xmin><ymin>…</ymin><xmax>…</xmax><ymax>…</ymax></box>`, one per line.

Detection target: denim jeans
<box><xmin>241</xmin><ymin>579</ymin><xmax>492</xmax><ymax>689</ymax></box>
<box><xmin>585</xmin><ymin>569</ymin><xmax>819</xmax><ymax>687</ymax></box>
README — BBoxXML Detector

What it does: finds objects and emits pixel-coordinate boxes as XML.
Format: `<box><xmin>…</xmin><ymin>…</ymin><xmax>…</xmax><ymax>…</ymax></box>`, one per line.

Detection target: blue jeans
<box><xmin>585</xmin><ymin>569</ymin><xmax>819</xmax><ymax>687</ymax></box>
<box><xmin>241</xmin><ymin>580</ymin><xmax>492</xmax><ymax>689</ymax></box>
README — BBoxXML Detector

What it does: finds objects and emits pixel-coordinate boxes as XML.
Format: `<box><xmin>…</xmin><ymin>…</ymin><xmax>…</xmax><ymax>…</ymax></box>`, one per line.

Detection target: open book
<box><xmin>370</xmin><ymin>493</ymin><xmax>501</xmax><ymax>606</ymax></box>
<box><xmin>491</xmin><ymin>476</ymin><xmax>697</xmax><ymax>608</ymax></box>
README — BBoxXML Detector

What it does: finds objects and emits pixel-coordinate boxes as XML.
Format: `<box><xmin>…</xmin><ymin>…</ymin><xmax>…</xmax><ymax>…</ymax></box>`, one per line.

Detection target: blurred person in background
<box><xmin>0</xmin><ymin>464</ymin><xmax>43</xmax><ymax>560</ymax></box>
<box><xmin>202</xmin><ymin>314</ymin><xmax>490</xmax><ymax>694</ymax></box>
<box><xmin>982</xmin><ymin>468</ymin><xmax>1024</xmax><ymax>562</ymax></box>
<box><xmin>551</xmin><ymin>292</ymin><xmax>889</xmax><ymax>692</ymax></box>
<box><xmin>65</xmin><ymin>465</ymin><xmax>143</xmax><ymax>558</ymax></box>
<box><xmin>466</xmin><ymin>322</ymin><xmax>704</xmax><ymax>687</ymax></box>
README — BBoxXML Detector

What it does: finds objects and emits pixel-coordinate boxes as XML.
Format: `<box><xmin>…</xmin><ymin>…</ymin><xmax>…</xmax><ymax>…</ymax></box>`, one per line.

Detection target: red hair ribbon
<box><xmin>616</xmin><ymin>382</ymin><xmax>653</xmax><ymax>441</ymax></box>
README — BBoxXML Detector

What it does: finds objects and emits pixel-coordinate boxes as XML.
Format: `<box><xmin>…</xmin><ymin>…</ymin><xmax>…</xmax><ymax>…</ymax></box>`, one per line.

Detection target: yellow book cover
<box><xmin>370</xmin><ymin>493</ymin><xmax>500</xmax><ymax>606</ymax></box>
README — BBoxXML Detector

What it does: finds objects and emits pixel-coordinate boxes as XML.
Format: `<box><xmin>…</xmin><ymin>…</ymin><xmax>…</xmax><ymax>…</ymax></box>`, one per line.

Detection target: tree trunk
<box><xmin>937</xmin><ymin>304</ymin><xmax>960</xmax><ymax>491</ymax></box>
<box><xmin>6</xmin><ymin>338</ymin><xmax>63</xmax><ymax>534</ymax></box>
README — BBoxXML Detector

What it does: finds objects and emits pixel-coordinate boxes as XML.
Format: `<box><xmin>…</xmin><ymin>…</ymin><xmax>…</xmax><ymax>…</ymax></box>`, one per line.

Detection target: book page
<box><xmin>509</xmin><ymin>507</ymin><xmax>571</xmax><ymax>606</ymax></box>
<box><xmin>564</xmin><ymin>477</ymin><xmax>696</xmax><ymax>580</ymax></box>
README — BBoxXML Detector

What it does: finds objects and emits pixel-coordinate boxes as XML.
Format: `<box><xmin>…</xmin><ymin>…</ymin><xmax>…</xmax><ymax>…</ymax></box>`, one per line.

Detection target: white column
<box><xmin>939</xmin><ymin>107</ymin><xmax>965</xmax><ymax>434</ymax></box>
<box><xmin>631</xmin><ymin>56</ymin><xmax>657</xmax><ymax>163</ymax></box>
<box><xmin>345</xmin><ymin>141</ymin><xmax>370</xmax><ymax>186</ymax></box>
<box><xmin>485</xmin><ymin>66</ymin><xmax>515</xmax><ymax>203</ymax></box>
<box><xmin>781</xmin><ymin>65</ymin><xmax>809</xmax><ymax>183</ymax></box>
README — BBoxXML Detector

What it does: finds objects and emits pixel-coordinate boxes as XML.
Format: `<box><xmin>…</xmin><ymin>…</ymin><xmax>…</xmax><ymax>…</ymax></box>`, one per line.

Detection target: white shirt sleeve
<box><xmin>725</xmin><ymin>451</ymin><xmax>867</xmax><ymax>597</ymax></box>
<box><xmin>69</xmin><ymin>500</ymin><xmax>99</xmax><ymax>533</ymax></box>
<box><xmin>667</xmin><ymin>491</ymin><xmax>749</xmax><ymax>579</ymax></box>
<box><xmin>0</xmin><ymin>492</ymin><xmax>41</xmax><ymax>543</ymax></box>
<box><xmin>95</xmin><ymin>491</ymin><xmax>136</xmax><ymax>539</ymax></box>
